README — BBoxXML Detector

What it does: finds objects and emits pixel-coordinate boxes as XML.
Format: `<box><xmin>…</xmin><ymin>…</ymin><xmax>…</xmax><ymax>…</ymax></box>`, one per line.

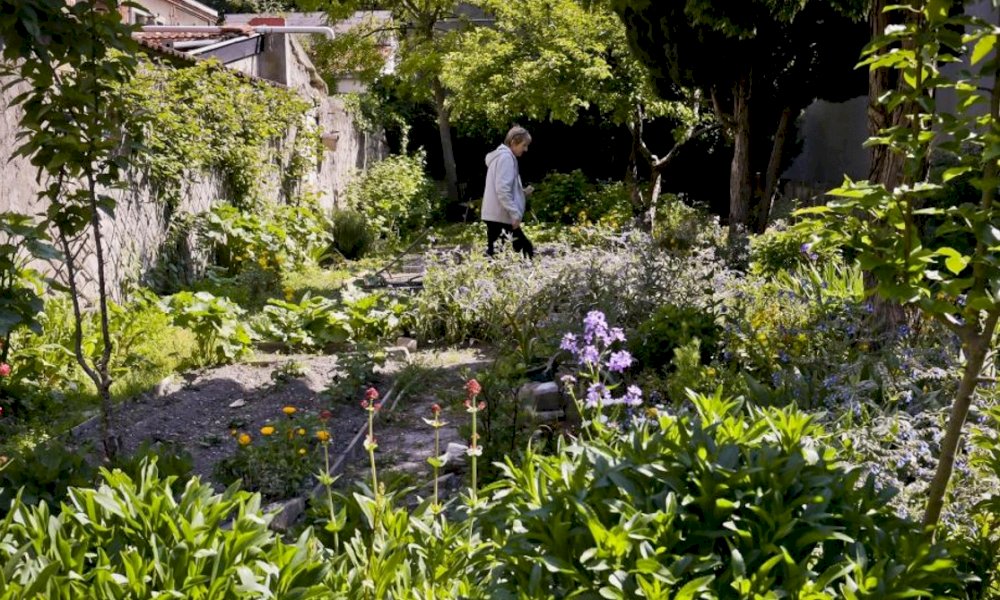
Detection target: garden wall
<box><xmin>0</xmin><ymin>35</ymin><xmax>386</xmax><ymax>300</ymax></box>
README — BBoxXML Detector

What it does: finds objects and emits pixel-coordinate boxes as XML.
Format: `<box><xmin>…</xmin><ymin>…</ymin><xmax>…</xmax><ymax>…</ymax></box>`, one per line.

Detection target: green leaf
<box><xmin>972</xmin><ymin>34</ymin><xmax>996</xmax><ymax>65</ymax></box>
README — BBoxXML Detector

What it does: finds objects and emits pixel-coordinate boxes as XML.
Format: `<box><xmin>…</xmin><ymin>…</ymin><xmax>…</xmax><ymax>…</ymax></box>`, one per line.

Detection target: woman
<box><xmin>481</xmin><ymin>126</ymin><xmax>534</xmax><ymax>258</ymax></box>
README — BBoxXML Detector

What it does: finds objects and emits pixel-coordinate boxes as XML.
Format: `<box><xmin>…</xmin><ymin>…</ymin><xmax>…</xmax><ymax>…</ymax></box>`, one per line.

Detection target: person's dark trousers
<box><xmin>484</xmin><ymin>220</ymin><xmax>534</xmax><ymax>259</ymax></box>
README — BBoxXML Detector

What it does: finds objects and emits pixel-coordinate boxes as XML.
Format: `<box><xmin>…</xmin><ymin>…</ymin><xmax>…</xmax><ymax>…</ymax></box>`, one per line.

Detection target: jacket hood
<box><xmin>485</xmin><ymin>144</ymin><xmax>511</xmax><ymax>167</ymax></box>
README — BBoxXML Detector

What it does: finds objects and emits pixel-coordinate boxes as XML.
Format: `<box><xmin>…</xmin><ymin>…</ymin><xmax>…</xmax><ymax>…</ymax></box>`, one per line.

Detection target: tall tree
<box><xmin>441</xmin><ymin>0</ymin><xmax>714</xmax><ymax>224</ymax></box>
<box><xmin>610</xmin><ymin>0</ymin><xmax>869</xmax><ymax>237</ymax></box>
<box><xmin>310</xmin><ymin>0</ymin><xmax>466</xmax><ymax>202</ymax></box>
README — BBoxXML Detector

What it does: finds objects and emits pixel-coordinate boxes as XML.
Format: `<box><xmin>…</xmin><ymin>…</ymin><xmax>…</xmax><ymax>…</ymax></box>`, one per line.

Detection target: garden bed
<box><xmin>69</xmin><ymin>352</ymin><xmax>390</xmax><ymax>496</ymax></box>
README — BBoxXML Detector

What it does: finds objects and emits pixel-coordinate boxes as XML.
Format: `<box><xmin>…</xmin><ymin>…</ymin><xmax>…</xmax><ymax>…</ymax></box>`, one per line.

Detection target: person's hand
<box><xmin>512</xmin><ymin>219</ymin><xmax>521</xmax><ymax>229</ymax></box>
<box><xmin>524</xmin><ymin>185</ymin><xmax>534</xmax><ymax>196</ymax></box>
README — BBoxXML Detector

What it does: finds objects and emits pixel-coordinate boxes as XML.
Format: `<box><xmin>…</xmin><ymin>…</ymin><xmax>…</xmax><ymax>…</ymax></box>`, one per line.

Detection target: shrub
<box><xmin>0</xmin><ymin>460</ymin><xmax>329</xmax><ymax>597</ymax></box>
<box><xmin>750</xmin><ymin>219</ymin><xmax>838</xmax><ymax>277</ymax></box>
<box><xmin>346</xmin><ymin>152</ymin><xmax>437</xmax><ymax>240</ymax></box>
<box><xmin>653</xmin><ymin>195</ymin><xmax>724</xmax><ymax>252</ymax></box>
<box><xmin>629</xmin><ymin>303</ymin><xmax>721</xmax><ymax>373</ymax></box>
<box><xmin>529</xmin><ymin>169</ymin><xmax>593</xmax><ymax>224</ymax></box>
<box><xmin>216</xmin><ymin>407</ymin><xmax>323</xmax><ymax>500</ymax></box>
<box><xmin>161</xmin><ymin>291</ymin><xmax>254</xmax><ymax>366</ymax></box>
<box><xmin>330</xmin><ymin>208</ymin><xmax>374</xmax><ymax>259</ymax></box>
<box><xmin>482</xmin><ymin>391</ymin><xmax>970</xmax><ymax>598</ymax></box>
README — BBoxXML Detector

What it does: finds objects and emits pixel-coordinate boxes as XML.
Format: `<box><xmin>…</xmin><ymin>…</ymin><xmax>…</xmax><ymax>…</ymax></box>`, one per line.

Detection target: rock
<box><xmin>534</xmin><ymin>409</ymin><xmax>564</xmax><ymax>423</ymax></box>
<box><xmin>385</xmin><ymin>346</ymin><xmax>411</xmax><ymax>361</ymax></box>
<box><xmin>267</xmin><ymin>497</ymin><xmax>305</xmax><ymax>532</ymax></box>
<box><xmin>395</xmin><ymin>337</ymin><xmax>418</xmax><ymax>352</ymax></box>
<box><xmin>228</xmin><ymin>398</ymin><xmax>246</xmax><ymax>408</ymax></box>
<box><xmin>153</xmin><ymin>375</ymin><xmax>181</xmax><ymax>398</ymax></box>
<box><xmin>444</xmin><ymin>442</ymin><xmax>467</xmax><ymax>470</ymax></box>
<box><xmin>518</xmin><ymin>381</ymin><xmax>562</xmax><ymax>412</ymax></box>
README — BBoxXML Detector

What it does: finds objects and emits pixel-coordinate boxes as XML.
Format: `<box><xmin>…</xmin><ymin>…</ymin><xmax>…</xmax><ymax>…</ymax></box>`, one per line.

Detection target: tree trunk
<box><xmin>432</xmin><ymin>77</ymin><xmax>460</xmax><ymax>203</ymax></box>
<box><xmin>755</xmin><ymin>106</ymin><xmax>792</xmax><ymax>233</ymax></box>
<box><xmin>729</xmin><ymin>73</ymin><xmax>753</xmax><ymax>241</ymax></box>
<box><xmin>626</xmin><ymin>115</ymin><xmax>648</xmax><ymax>226</ymax></box>
<box><xmin>868</xmin><ymin>0</ymin><xmax>905</xmax><ymax>188</ymax></box>
<box><xmin>865</xmin><ymin>0</ymin><xmax>907</xmax><ymax>335</ymax></box>
<box><xmin>924</xmin><ymin>321</ymin><xmax>997</xmax><ymax>527</ymax></box>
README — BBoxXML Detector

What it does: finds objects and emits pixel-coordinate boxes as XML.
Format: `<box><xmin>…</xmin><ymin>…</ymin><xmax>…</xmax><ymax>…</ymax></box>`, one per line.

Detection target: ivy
<box><xmin>122</xmin><ymin>59</ymin><xmax>316</xmax><ymax>210</ymax></box>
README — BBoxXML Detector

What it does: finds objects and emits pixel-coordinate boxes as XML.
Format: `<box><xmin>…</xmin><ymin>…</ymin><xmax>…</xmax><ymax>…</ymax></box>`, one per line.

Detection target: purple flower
<box><xmin>800</xmin><ymin>242</ymin><xmax>818</xmax><ymax>261</ymax></box>
<box><xmin>579</xmin><ymin>345</ymin><xmax>600</xmax><ymax>366</ymax></box>
<box><xmin>622</xmin><ymin>385</ymin><xmax>643</xmax><ymax>407</ymax></box>
<box><xmin>607</xmin><ymin>350</ymin><xmax>633</xmax><ymax>373</ymax></box>
<box><xmin>560</xmin><ymin>333</ymin><xmax>578</xmax><ymax>353</ymax></box>
<box><xmin>583</xmin><ymin>310</ymin><xmax>609</xmax><ymax>344</ymax></box>
<box><xmin>585</xmin><ymin>383</ymin><xmax>611</xmax><ymax>408</ymax></box>
<box><xmin>608</xmin><ymin>327</ymin><xmax>626</xmax><ymax>343</ymax></box>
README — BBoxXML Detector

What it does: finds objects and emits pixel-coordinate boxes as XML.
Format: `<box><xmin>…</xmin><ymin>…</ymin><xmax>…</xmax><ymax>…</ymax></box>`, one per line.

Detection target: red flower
<box><xmin>465</xmin><ymin>379</ymin><xmax>481</xmax><ymax>397</ymax></box>
<box><xmin>319</xmin><ymin>410</ymin><xmax>333</xmax><ymax>421</ymax></box>
<box><xmin>464</xmin><ymin>399</ymin><xmax>471</xmax><ymax>409</ymax></box>
<box><xmin>0</xmin><ymin>363</ymin><xmax>10</xmax><ymax>377</ymax></box>
<box><xmin>374</xmin><ymin>402</ymin><xmax>382</xmax><ymax>412</ymax></box>
<box><xmin>431</xmin><ymin>403</ymin><xmax>441</xmax><ymax>414</ymax></box>
<box><xmin>361</xmin><ymin>399</ymin><xmax>369</xmax><ymax>409</ymax></box>
<box><xmin>478</xmin><ymin>401</ymin><xmax>486</xmax><ymax>411</ymax></box>
<box><xmin>365</xmin><ymin>387</ymin><xmax>379</xmax><ymax>401</ymax></box>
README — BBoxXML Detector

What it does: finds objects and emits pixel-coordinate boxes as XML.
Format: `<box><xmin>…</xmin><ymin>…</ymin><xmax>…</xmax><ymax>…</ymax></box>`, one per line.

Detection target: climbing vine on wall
<box><xmin>123</xmin><ymin>59</ymin><xmax>319</xmax><ymax>210</ymax></box>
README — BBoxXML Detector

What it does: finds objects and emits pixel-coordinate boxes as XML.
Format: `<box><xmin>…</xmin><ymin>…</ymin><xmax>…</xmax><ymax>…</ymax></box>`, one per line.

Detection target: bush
<box><xmin>161</xmin><ymin>291</ymin><xmax>254</xmax><ymax>366</ymax></box>
<box><xmin>750</xmin><ymin>220</ymin><xmax>838</xmax><ymax>277</ymax></box>
<box><xmin>482</xmin><ymin>391</ymin><xmax>971</xmax><ymax>597</ymax></box>
<box><xmin>653</xmin><ymin>195</ymin><xmax>724</xmax><ymax>252</ymax></box>
<box><xmin>529</xmin><ymin>170</ymin><xmax>630</xmax><ymax>225</ymax></box>
<box><xmin>330</xmin><ymin>208</ymin><xmax>375</xmax><ymax>259</ymax></box>
<box><xmin>0</xmin><ymin>460</ymin><xmax>329</xmax><ymax>597</ymax></box>
<box><xmin>629</xmin><ymin>303</ymin><xmax>721</xmax><ymax>372</ymax></box>
<box><xmin>346</xmin><ymin>152</ymin><xmax>437</xmax><ymax>240</ymax></box>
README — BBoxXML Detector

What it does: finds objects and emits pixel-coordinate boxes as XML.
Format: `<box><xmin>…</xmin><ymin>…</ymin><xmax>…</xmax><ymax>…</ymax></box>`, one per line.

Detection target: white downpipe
<box><xmin>140</xmin><ymin>25</ymin><xmax>335</xmax><ymax>39</ymax></box>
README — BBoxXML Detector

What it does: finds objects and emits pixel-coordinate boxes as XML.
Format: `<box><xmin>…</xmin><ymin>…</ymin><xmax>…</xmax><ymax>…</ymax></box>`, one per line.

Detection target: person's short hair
<box><xmin>504</xmin><ymin>126</ymin><xmax>531</xmax><ymax>146</ymax></box>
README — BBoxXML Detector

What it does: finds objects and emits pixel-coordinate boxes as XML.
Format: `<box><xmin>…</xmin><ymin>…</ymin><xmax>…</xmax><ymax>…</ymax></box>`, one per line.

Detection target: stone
<box><xmin>385</xmin><ymin>346</ymin><xmax>411</xmax><ymax>361</ymax></box>
<box><xmin>444</xmin><ymin>442</ymin><xmax>467</xmax><ymax>470</ymax></box>
<box><xmin>518</xmin><ymin>381</ymin><xmax>562</xmax><ymax>412</ymax></box>
<box><xmin>534</xmin><ymin>409</ymin><xmax>565</xmax><ymax>423</ymax></box>
<box><xmin>152</xmin><ymin>375</ymin><xmax>181</xmax><ymax>398</ymax></box>
<box><xmin>267</xmin><ymin>497</ymin><xmax>305</xmax><ymax>532</ymax></box>
<box><xmin>395</xmin><ymin>337</ymin><xmax>418</xmax><ymax>352</ymax></box>
<box><xmin>228</xmin><ymin>398</ymin><xmax>246</xmax><ymax>408</ymax></box>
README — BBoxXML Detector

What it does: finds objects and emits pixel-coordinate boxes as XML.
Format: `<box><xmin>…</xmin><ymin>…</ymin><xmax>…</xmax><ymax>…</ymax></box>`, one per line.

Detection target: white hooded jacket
<box><xmin>481</xmin><ymin>144</ymin><xmax>526</xmax><ymax>225</ymax></box>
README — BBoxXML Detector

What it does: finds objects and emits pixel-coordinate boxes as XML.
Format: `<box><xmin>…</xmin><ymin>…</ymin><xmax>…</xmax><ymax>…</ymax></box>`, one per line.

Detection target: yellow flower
<box><xmin>297</xmin><ymin>428</ymin><xmax>306</xmax><ymax>436</ymax></box>
<box><xmin>282</xmin><ymin>406</ymin><xmax>297</xmax><ymax>416</ymax></box>
<box><xmin>230</xmin><ymin>429</ymin><xmax>238</xmax><ymax>437</ymax></box>
<box><xmin>238</xmin><ymin>433</ymin><xmax>251</xmax><ymax>446</ymax></box>
<box><xmin>298</xmin><ymin>448</ymin><xmax>307</xmax><ymax>456</ymax></box>
<box><xmin>283</xmin><ymin>287</ymin><xmax>294</xmax><ymax>301</ymax></box>
<box><xmin>316</xmin><ymin>430</ymin><xmax>331</xmax><ymax>443</ymax></box>
<box><xmin>260</xmin><ymin>426</ymin><xmax>275</xmax><ymax>436</ymax></box>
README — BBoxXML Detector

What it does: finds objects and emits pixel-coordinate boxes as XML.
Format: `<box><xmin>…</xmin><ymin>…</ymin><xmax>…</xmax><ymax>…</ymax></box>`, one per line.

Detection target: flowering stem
<box><xmin>368</xmin><ymin>409</ymin><xmax>378</xmax><ymax>495</ymax></box>
<box><xmin>322</xmin><ymin>443</ymin><xmax>339</xmax><ymax>550</ymax></box>
<box><xmin>433</xmin><ymin>422</ymin><xmax>440</xmax><ymax>509</ymax></box>
<box><xmin>470</xmin><ymin>407</ymin><xmax>478</xmax><ymax>504</ymax></box>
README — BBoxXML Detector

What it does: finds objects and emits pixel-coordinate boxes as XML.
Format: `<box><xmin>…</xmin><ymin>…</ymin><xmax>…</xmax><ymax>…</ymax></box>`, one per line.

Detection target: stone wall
<box><xmin>0</xmin><ymin>36</ymin><xmax>385</xmax><ymax>300</ymax></box>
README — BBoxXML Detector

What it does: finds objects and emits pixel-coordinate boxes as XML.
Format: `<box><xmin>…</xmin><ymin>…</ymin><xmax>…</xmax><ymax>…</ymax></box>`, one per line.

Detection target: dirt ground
<box><xmin>71</xmin><ymin>353</ymin><xmax>383</xmax><ymax>490</ymax></box>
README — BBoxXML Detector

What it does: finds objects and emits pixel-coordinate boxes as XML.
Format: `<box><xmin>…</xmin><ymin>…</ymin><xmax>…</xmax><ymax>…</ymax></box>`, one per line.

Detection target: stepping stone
<box><xmin>395</xmin><ymin>337</ymin><xmax>418</xmax><ymax>352</ymax></box>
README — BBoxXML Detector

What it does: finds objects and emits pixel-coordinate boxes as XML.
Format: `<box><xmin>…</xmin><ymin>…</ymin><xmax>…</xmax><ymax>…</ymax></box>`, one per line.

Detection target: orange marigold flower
<box><xmin>260</xmin><ymin>426</ymin><xmax>275</xmax><ymax>436</ymax></box>
<box><xmin>282</xmin><ymin>406</ymin><xmax>297</xmax><ymax>416</ymax></box>
<box><xmin>238</xmin><ymin>433</ymin><xmax>252</xmax><ymax>446</ymax></box>
<box><xmin>316</xmin><ymin>430</ymin><xmax>331</xmax><ymax>443</ymax></box>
